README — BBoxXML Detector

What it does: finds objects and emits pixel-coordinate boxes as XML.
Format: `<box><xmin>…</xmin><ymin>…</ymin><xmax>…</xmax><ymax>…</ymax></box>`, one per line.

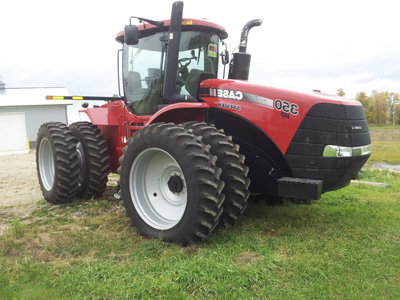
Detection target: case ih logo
<box><xmin>206</xmin><ymin>88</ymin><xmax>299</xmax><ymax>118</ymax></box>
<box><xmin>209</xmin><ymin>88</ymin><xmax>244</xmax><ymax>100</ymax></box>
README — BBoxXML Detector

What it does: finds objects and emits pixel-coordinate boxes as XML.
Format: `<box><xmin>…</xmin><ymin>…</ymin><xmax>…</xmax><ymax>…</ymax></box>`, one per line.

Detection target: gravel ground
<box><xmin>0</xmin><ymin>151</ymin><xmax>43</xmax><ymax>207</ymax></box>
<box><xmin>0</xmin><ymin>150</ymin><xmax>118</xmax><ymax>236</ymax></box>
<box><xmin>0</xmin><ymin>151</ymin><xmax>45</xmax><ymax>235</ymax></box>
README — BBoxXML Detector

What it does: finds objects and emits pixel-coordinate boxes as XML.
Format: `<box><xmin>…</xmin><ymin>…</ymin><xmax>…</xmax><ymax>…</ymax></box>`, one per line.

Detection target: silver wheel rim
<box><xmin>76</xmin><ymin>142</ymin><xmax>86</xmax><ymax>187</ymax></box>
<box><xmin>38</xmin><ymin>138</ymin><xmax>55</xmax><ymax>191</ymax></box>
<box><xmin>129</xmin><ymin>148</ymin><xmax>187</xmax><ymax>230</ymax></box>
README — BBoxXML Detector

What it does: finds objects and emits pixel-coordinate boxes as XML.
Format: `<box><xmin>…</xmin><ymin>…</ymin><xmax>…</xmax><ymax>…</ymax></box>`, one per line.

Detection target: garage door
<box><xmin>0</xmin><ymin>112</ymin><xmax>28</xmax><ymax>152</ymax></box>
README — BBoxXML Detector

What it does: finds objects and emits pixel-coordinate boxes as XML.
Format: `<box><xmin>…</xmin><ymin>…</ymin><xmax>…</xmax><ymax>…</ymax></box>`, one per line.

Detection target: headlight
<box><xmin>323</xmin><ymin>144</ymin><xmax>371</xmax><ymax>157</ymax></box>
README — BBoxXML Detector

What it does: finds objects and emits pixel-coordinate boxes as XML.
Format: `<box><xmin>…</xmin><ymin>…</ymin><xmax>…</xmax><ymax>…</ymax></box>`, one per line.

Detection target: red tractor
<box><xmin>36</xmin><ymin>1</ymin><xmax>371</xmax><ymax>245</ymax></box>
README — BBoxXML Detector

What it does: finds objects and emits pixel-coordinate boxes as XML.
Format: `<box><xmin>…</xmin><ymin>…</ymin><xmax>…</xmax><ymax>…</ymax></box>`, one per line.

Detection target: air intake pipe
<box><xmin>229</xmin><ymin>19</ymin><xmax>263</xmax><ymax>80</ymax></box>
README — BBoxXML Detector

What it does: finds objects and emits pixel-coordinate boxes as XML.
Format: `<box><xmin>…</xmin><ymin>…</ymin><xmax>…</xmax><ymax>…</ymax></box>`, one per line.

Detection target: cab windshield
<box><xmin>123</xmin><ymin>31</ymin><xmax>220</xmax><ymax>114</ymax></box>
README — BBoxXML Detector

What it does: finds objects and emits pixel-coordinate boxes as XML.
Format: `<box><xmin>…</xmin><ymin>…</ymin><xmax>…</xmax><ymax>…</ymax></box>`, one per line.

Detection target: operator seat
<box><xmin>185</xmin><ymin>69</ymin><xmax>215</xmax><ymax>98</ymax></box>
<box><xmin>146</xmin><ymin>68</ymin><xmax>161</xmax><ymax>87</ymax></box>
<box><xmin>126</xmin><ymin>71</ymin><xmax>147</xmax><ymax>101</ymax></box>
<box><xmin>128</xmin><ymin>68</ymin><xmax>164</xmax><ymax>114</ymax></box>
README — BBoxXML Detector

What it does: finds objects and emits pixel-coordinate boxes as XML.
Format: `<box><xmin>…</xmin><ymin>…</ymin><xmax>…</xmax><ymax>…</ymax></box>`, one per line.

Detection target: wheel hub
<box><xmin>167</xmin><ymin>174</ymin><xmax>184</xmax><ymax>194</ymax></box>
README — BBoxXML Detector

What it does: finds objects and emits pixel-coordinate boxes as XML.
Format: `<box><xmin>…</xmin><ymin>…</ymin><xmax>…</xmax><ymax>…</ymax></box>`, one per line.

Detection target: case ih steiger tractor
<box><xmin>36</xmin><ymin>1</ymin><xmax>371</xmax><ymax>245</ymax></box>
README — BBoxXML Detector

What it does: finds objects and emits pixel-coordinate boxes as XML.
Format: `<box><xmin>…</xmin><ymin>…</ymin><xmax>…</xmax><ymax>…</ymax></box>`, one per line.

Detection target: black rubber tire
<box><xmin>69</xmin><ymin>122</ymin><xmax>110</xmax><ymax>199</ymax></box>
<box><xmin>184</xmin><ymin>122</ymin><xmax>251</xmax><ymax>227</ymax></box>
<box><xmin>36</xmin><ymin>122</ymin><xmax>79</xmax><ymax>204</ymax></box>
<box><xmin>119</xmin><ymin>123</ymin><xmax>225</xmax><ymax>245</ymax></box>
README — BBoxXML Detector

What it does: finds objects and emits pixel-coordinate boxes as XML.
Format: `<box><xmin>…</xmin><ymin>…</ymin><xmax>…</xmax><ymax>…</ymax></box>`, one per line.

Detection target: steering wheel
<box><xmin>177</xmin><ymin>58</ymin><xmax>192</xmax><ymax>87</ymax></box>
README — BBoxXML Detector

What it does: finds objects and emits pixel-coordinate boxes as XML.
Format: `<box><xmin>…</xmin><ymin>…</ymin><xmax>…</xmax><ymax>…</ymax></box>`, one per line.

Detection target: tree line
<box><xmin>337</xmin><ymin>88</ymin><xmax>400</xmax><ymax>125</ymax></box>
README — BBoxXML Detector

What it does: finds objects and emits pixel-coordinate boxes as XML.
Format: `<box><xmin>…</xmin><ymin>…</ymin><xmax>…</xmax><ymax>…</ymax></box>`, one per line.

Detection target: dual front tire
<box><xmin>119</xmin><ymin>122</ymin><xmax>250</xmax><ymax>245</ymax></box>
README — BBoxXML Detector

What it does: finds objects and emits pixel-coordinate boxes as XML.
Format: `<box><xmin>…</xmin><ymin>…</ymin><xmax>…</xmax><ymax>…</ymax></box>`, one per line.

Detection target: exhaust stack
<box><xmin>229</xmin><ymin>19</ymin><xmax>263</xmax><ymax>80</ymax></box>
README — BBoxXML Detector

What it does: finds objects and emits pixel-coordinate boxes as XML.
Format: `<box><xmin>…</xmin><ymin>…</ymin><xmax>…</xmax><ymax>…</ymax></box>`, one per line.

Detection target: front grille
<box><xmin>285</xmin><ymin>103</ymin><xmax>371</xmax><ymax>192</ymax></box>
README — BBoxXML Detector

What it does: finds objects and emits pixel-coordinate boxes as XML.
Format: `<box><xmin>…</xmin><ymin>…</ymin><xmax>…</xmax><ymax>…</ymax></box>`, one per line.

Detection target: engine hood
<box><xmin>200</xmin><ymin>79</ymin><xmax>361</xmax><ymax>108</ymax></box>
<box><xmin>199</xmin><ymin>79</ymin><xmax>364</xmax><ymax>154</ymax></box>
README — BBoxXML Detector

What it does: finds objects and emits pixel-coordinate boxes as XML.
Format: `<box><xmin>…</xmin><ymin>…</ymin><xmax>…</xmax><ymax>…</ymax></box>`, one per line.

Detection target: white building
<box><xmin>0</xmin><ymin>78</ymin><xmax>72</xmax><ymax>153</ymax></box>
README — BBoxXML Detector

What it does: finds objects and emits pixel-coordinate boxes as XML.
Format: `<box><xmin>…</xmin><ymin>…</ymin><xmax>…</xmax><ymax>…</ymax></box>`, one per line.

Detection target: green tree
<box><xmin>386</xmin><ymin>92</ymin><xmax>400</xmax><ymax>125</ymax></box>
<box><xmin>395</xmin><ymin>104</ymin><xmax>400</xmax><ymax>125</ymax></box>
<box><xmin>337</xmin><ymin>88</ymin><xmax>346</xmax><ymax>97</ymax></box>
<box><xmin>372</xmin><ymin>91</ymin><xmax>389</xmax><ymax>124</ymax></box>
<box><xmin>356</xmin><ymin>90</ymin><xmax>399</xmax><ymax>125</ymax></box>
<box><xmin>356</xmin><ymin>92</ymin><xmax>375</xmax><ymax>123</ymax></box>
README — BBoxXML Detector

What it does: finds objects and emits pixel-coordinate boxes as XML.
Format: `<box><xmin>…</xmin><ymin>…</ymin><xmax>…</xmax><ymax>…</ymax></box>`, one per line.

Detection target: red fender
<box><xmin>147</xmin><ymin>102</ymin><xmax>210</xmax><ymax>125</ymax></box>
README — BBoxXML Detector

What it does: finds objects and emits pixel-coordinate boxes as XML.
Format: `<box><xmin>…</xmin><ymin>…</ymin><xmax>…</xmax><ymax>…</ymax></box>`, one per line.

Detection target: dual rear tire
<box><xmin>36</xmin><ymin>122</ymin><xmax>109</xmax><ymax>204</ymax></box>
<box><xmin>69</xmin><ymin>122</ymin><xmax>110</xmax><ymax>199</ymax></box>
<box><xmin>36</xmin><ymin>122</ymin><xmax>80</xmax><ymax>204</ymax></box>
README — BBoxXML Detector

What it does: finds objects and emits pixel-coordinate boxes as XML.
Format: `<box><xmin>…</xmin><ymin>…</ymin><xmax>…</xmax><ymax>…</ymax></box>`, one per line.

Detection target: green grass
<box><xmin>1</xmin><ymin>170</ymin><xmax>399</xmax><ymax>299</ymax></box>
<box><xmin>1</xmin><ymin>127</ymin><xmax>400</xmax><ymax>299</ymax></box>
<box><xmin>368</xmin><ymin>125</ymin><xmax>400</xmax><ymax>164</ymax></box>
<box><xmin>369</xmin><ymin>140</ymin><xmax>400</xmax><ymax>164</ymax></box>
<box><xmin>369</xmin><ymin>125</ymin><xmax>400</xmax><ymax>142</ymax></box>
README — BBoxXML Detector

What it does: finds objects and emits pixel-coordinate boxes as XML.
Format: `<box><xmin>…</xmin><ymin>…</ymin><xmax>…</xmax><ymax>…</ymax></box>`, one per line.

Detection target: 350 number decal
<box><xmin>274</xmin><ymin>99</ymin><xmax>299</xmax><ymax>115</ymax></box>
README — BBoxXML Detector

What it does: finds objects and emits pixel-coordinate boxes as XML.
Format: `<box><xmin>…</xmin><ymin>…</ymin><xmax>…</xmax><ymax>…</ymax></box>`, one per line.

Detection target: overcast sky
<box><xmin>1</xmin><ymin>0</ymin><xmax>399</xmax><ymax>99</ymax></box>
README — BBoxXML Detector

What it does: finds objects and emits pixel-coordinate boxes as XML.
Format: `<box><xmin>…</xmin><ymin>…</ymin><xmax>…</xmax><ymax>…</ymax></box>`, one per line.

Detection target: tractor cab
<box><xmin>116</xmin><ymin>12</ymin><xmax>228</xmax><ymax>115</ymax></box>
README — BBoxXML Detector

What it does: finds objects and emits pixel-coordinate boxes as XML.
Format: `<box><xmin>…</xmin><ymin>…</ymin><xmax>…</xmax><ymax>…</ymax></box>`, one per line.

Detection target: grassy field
<box><xmin>1</xmin><ymin>127</ymin><xmax>399</xmax><ymax>299</ymax></box>
<box><xmin>368</xmin><ymin>125</ymin><xmax>400</xmax><ymax>164</ymax></box>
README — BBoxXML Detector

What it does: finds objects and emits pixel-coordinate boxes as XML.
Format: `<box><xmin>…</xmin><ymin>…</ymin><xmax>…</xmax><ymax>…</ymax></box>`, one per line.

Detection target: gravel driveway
<box><xmin>0</xmin><ymin>151</ymin><xmax>43</xmax><ymax>207</ymax></box>
<box><xmin>0</xmin><ymin>151</ymin><xmax>45</xmax><ymax>234</ymax></box>
<box><xmin>0</xmin><ymin>151</ymin><xmax>119</xmax><ymax>235</ymax></box>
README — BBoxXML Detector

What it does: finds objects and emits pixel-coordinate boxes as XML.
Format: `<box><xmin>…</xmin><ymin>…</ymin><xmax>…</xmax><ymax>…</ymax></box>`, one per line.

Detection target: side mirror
<box><xmin>124</xmin><ymin>25</ymin><xmax>139</xmax><ymax>45</ymax></box>
<box><xmin>221</xmin><ymin>49</ymin><xmax>229</xmax><ymax>65</ymax></box>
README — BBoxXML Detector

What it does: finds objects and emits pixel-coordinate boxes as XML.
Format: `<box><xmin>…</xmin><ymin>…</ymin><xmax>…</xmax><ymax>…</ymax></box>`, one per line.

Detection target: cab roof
<box><xmin>116</xmin><ymin>18</ymin><xmax>228</xmax><ymax>43</ymax></box>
